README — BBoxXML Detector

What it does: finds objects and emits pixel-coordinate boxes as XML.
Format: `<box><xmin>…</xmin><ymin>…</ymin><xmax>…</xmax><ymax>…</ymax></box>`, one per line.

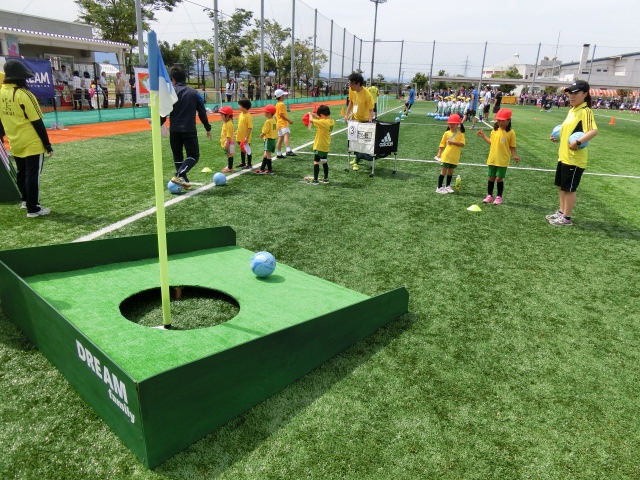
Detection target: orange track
<box><xmin>46</xmin><ymin>99</ymin><xmax>347</xmax><ymax>144</ymax></box>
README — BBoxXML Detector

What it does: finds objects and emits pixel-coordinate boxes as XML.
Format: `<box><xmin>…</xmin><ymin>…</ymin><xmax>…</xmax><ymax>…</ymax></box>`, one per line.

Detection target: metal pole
<box><xmin>529</xmin><ymin>42</ymin><xmax>541</xmax><ymax>100</ymax></box>
<box><xmin>396</xmin><ymin>40</ymin><xmax>404</xmax><ymax>96</ymax></box>
<box><xmin>428</xmin><ymin>40</ymin><xmax>435</xmax><ymax>98</ymax></box>
<box><xmin>291</xmin><ymin>0</ymin><xmax>295</xmax><ymax>96</ymax></box>
<box><xmin>351</xmin><ymin>34</ymin><xmax>356</xmax><ymax>73</ymax></box>
<box><xmin>587</xmin><ymin>45</ymin><xmax>596</xmax><ymax>83</ymax></box>
<box><xmin>260</xmin><ymin>0</ymin><xmax>265</xmax><ymax>91</ymax></box>
<box><xmin>358</xmin><ymin>38</ymin><xmax>363</xmax><ymax>72</ymax></box>
<box><xmin>312</xmin><ymin>9</ymin><xmax>317</xmax><ymax>89</ymax></box>
<box><xmin>477</xmin><ymin>41</ymin><xmax>488</xmax><ymax>99</ymax></box>
<box><xmin>369</xmin><ymin>1</ymin><xmax>379</xmax><ymax>85</ymax></box>
<box><xmin>213</xmin><ymin>0</ymin><xmax>220</xmax><ymax>92</ymax></box>
<box><xmin>341</xmin><ymin>28</ymin><xmax>346</xmax><ymax>84</ymax></box>
<box><xmin>135</xmin><ymin>0</ymin><xmax>145</xmax><ymax>66</ymax></box>
<box><xmin>328</xmin><ymin>20</ymin><xmax>333</xmax><ymax>95</ymax></box>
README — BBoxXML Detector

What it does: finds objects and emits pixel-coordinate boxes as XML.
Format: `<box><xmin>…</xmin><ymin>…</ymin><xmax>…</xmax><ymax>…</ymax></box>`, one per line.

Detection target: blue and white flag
<box><xmin>148</xmin><ymin>32</ymin><xmax>177</xmax><ymax>117</ymax></box>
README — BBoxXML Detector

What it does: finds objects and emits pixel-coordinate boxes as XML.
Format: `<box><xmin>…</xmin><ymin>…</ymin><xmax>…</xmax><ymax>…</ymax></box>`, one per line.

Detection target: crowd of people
<box><xmin>2</xmin><ymin>59</ymin><xmax>598</xmax><ymax>227</ymax></box>
<box><xmin>52</xmin><ymin>65</ymin><xmax>137</xmax><ymax>111</ymax></box>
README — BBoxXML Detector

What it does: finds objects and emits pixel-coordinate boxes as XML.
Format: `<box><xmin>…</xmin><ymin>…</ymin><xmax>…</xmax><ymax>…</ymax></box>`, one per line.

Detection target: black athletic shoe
<box><xmin>286</xmin><ymin>151</ymin><xmax>297</xmax><ymax>156</ymax></box>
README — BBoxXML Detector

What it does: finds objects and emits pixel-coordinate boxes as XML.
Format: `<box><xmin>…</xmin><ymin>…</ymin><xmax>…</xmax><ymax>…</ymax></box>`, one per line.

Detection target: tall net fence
<box><xmin>24</xmin><ymin>0</ymin><xmax>640</xmax><ymax>126</ymax></box>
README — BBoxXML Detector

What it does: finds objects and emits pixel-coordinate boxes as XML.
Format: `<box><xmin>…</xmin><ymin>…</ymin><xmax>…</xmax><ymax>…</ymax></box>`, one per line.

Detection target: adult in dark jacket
<box><xmin>161</xmin><ymin>66</ymin><xmax>212</xmax><ymax>187</ymax></box>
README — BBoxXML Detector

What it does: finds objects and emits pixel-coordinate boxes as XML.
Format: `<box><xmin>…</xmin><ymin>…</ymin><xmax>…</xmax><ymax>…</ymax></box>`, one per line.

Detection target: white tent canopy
<box><xmin>99</xmin><ymin>63</ymin><xmax>120</xmax><ymax>77</ymax></box>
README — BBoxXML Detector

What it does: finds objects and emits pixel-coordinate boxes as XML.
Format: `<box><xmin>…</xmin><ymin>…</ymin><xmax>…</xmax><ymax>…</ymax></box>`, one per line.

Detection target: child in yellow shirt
<box><xmin>255</xmin><ymin>104</ymin><xmax>278</xmax><ymax>174</ymax></box>
<box><xmin>304</xmin><ymin>105</ymin><xmax>335</xmax><ymax>184</ymax></box>
<box><xmin>219</xmin><ymin>106</ymin><xmax>235</xmax><ymax>173</ymax></box>
<box><xmin>235</xmin><ymin>99</ymin><xmax>253</xmax><ymax>170</ymax></box>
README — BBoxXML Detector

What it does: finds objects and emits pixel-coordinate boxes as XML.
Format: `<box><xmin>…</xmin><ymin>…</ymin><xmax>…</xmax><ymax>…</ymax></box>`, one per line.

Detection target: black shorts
<box><xmin>483</xmin><ymin>104</ymin><xmax>490</xmax><ymax>114</ymax></box>
<box><xmin>467</xmin><ymin>109</ymin><xmax>476</xmax><ymax>116</ymax></box>
<box><xmin>493</xmin><ymin>105</ymin><xmax>501</xmax><ymax>113</ymax></box>
<box><xmin>555</xmin><ymin>161</ymin><xmax>584</xmax><ymax>192</ymax></box>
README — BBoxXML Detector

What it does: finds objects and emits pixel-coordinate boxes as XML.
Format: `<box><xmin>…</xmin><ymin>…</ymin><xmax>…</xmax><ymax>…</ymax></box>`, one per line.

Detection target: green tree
<box><xmin>75</xmin><ymin>0</ymin><xmax>182</xmax><ymax>46</ymax></box>
<box><xmin>292</xmin><ymin>38</ymin><xmax>328</xmax><ymax>91</ymax></box>
<box><xmin>259</xmin><ymin>20</ymin><xmax>291</xmax><ymax>84</ymax></box>
<box><xmin>212</xmin><ymin>8</ymin><xmax>254</xmax><ymax>80</ymax></box>
<box><xmin>411</xmin><ymin>72</ymin><xmax>428</xmax><ymax>91</ymax></box>
<box><xmin>434</xmin><ymin>69</ymin><xmax>448</xmax><ymax>92</ymax></box>
<box><xmin>491</xmin><ymin>66</ymin><xmax>523</xmax><ymax>93</ymax></box>
<box><xmin>245</xmin><ymin>53</ymin><xmax>277</xmax><ymax>79</ymax></box>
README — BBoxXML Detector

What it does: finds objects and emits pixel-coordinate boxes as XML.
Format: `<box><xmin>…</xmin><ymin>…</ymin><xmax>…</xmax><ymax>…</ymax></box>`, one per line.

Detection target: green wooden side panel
<box><xmin>138</xmin><ymin>287</ymin><xmax>409</xmax><ymax>468</ymax></box>
<box><xmin>0</xmin><ymin>157</ymin><xmax>20</xmax><ymax>202</ymax></box>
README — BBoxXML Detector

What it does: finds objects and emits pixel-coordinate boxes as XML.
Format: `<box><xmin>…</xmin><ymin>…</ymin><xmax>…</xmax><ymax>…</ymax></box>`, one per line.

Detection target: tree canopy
<box><xmin>75</xmin><ymin>0</ymin><xmax>182</xmax><ymax>46</ymax></box>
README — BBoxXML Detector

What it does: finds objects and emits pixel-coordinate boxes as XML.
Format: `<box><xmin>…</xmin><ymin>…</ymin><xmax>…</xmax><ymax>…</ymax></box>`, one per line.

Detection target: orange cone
<box><xmin>609</xmin><ymin>116</ymin><xmax>616</xmax><ymax>125</ymax></box>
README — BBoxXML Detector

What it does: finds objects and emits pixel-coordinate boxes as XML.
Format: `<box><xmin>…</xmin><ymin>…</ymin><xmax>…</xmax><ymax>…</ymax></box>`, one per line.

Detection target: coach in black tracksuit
<box><xmin>160</xmin><ymin>66</ymin><xmax>212</xmax><ymax>184</ymax></box>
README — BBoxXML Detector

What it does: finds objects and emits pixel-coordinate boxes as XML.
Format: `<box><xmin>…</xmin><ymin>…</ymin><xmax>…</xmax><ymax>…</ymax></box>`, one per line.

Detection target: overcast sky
<box><xmin>6</xmin><ymin>0</ymin><xmax>640</xmax><ymax>80</ymax></box>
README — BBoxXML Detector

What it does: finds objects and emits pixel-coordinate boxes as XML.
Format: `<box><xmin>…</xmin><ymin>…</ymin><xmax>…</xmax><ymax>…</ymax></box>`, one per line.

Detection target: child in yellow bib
<box><xmin>476</xmin><ymin>108</ymin><xmax>520</xmax><ymax>205</ymax></box>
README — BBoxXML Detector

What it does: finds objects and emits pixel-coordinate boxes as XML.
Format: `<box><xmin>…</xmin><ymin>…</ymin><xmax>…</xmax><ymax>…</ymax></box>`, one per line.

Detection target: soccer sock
<box><xmin>266</xmin><ymin>158</ymin><xmax>273</xmax><ymax>171</ymax></box>
<box><xmin>487</xmin><ymin>180</ymin><xmax>495</xmax><ymax>196</ymax></box>
<box><xmin>286</xmin><ymin>146</ymin><xmax>292</xmax><ymax>152</ymax></box>
<box><xmin>446</xmin><ymin>175</ymin><xmax>452</xmax><ymax>187</ymax></box>
<box><xmin>228</xmin><ymin>157</ymin><xmax>233</xmax><ymax>169</ymax></box>
<box><xmin>497</xmin><ymin>181</ymin><xmax>504</xmax><ymax>197</ymax></box>
<box><xmin>260</xmin><ymin>157</ymin><xmax>267</xmax><ymax>170</ymax></box>
<box><xmin>247</xmin><ymin>154</ymin><xmax>252</xmax><ymax>166</ymax></box>
<box><xmin>240</xmin><ymin>152</ymin><xmax>246</xmax><ymax>164</ymax></box>
<box><xmin>322</xmin><ymin>162</ymin><xmax>329</xmax><ymax>179</ymax></box>
<box><xmin>314</xmin><ymin>164</ymin><xmax>320</xmax><ymax>181</ymax></box>
<box><xmin>438</xmin><ymin>174</ymin><xmax>444</xmax><ymax>188</ymax></box>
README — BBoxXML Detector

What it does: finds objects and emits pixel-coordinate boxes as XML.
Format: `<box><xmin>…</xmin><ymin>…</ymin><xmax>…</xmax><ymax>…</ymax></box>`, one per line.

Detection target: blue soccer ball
<box><xmin>167</xmin><ymin>181</ymin><xmax>183</xmax><ymax>194</ymax></box>
<box><xmin>250</xmin><ymin>251</ymin><xmax>276</xmax><ymax>278</ymax></box>
<box><xmin>395</xmin><ymin>117</ymin><xmax>400</xmax><ymax>123</ymax></box>
<box><xmin>569</xmin><ymin>132</ymin><xmax>588</xmax><ymax>149</ymax></box>
<box><xmin>551</xmin><ymin>124</ymin><xmax>562</xmax><ymax>141</ymax></box>
<box><xmin>401</xmin><ymin>114</ymin><xmax>406</xmax><ymax>119</ymax></box>
<box><xmin>213</xmin><ymin>172</ymin><xmax>227</xmax><ymax>186</ymax></box>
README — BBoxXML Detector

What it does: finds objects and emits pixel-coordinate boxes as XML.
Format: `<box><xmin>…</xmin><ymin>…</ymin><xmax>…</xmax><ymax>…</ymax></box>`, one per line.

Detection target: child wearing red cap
<box><xmin>435</xmin><ymin>114</ymin><xmax>466</xmax><ymax>194</ymax></box>
<box><xmin>219</xmin><ymin>106</ymin><xmax>235</xmax><ymax>173</ymax></box>
<box><xmin>476</xmin><ymin>108</ymin><xmax>520</xmax><ymax>205</ymax></box>
<box><xmin>255</xmin><ymin>104</ymin><xmax>278</xmax><ymax>174</ymax></box>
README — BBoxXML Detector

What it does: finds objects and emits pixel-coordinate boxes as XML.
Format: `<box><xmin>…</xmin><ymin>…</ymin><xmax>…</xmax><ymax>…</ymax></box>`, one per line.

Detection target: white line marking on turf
<box><xmin>74</xmin><ymin>113</ymin><xmax>638</xmax><ymax>243</ymax></box>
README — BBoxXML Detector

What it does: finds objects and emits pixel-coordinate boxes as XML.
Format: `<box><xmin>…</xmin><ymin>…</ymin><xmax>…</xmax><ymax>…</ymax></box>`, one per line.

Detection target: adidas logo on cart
<box><xmin>379</xmin><ymin>132</ymin><xmax>394</xmax><ymax>147</ymax></box>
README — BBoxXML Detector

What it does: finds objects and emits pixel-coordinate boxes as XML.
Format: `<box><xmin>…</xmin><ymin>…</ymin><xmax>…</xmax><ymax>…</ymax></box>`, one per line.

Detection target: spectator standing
<box><xmin>99</xmin><ymin>71</ymin><xmax>109</xmax><ymax>108</ymax></box>
<box><xmin>114</xmin><ymin>71</ymin><xmax>126</xmax><ymax>108</ymax></box>
<box><xmin>0</xmin><ymin>60</ymin><xmax>54</xmax><ymax>217</ymax></box>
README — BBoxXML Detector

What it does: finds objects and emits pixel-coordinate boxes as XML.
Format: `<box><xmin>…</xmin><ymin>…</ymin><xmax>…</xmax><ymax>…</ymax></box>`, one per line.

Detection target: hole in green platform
<box><xmin>119</xmin><ymin>286</ymin><xmax>240</xmax><ymax>330</ymax></box>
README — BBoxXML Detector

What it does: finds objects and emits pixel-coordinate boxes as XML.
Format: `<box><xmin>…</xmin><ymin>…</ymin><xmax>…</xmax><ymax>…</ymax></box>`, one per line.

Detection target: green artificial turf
<box><xmin>25</xmin><ymin>246</ymin><xmax>369</xmax><ymax>377</ymax></box>
<box><xmin>1</xmin><ymin>100</ymin><xmax>639</xmax><ymax>479</ymax></box>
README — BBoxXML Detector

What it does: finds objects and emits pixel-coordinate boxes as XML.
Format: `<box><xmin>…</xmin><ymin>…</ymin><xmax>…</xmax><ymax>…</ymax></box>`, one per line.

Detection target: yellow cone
<box><xmin>201</xmin><ymin>167</ymin><xmax>213</xmax><ymax>173</ymax></box>
<box><xmin>340</xmin><ymin>105</ymin><xmax>345</xmax><ymax>116</ymax></box>
<box><xmin>467</xmin><ymin>204</ymin><xmax>482</xmax><ymax>212</ymax></box>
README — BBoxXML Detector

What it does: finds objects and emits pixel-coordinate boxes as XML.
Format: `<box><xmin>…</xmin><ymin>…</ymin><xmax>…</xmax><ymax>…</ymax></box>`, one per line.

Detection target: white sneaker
<box><xmin>445</xmin><ymin>186</ymin><xmax>455</xmax><ymax>193</ymax></box>
<box><xmin>435</xmin><ymin>187</ymin><xmax>448</xmax><ymax>194</ymax></box>
<box><xmin>26</xmin><ymin>207</ymin><xmax>51</xmax><ymax>218</ymax></box>
<box><xmin>20</xmin><ymin>201</ymin><xmax>27</xmax><ymax>209</ymax></box>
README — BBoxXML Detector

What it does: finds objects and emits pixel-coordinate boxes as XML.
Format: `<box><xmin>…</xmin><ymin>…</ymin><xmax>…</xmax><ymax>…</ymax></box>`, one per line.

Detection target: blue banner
<box><xmin>3</xmin><ymin>58</ymin><xmax>55</xmax><ymax>99</ymax></box>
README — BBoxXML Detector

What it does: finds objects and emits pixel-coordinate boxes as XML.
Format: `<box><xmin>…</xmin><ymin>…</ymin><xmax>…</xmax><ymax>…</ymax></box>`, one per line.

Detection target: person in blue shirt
<box><xmin>462</xmin><ymin>85</ymin><xmax>479</xmax><ymax>129</ymax></box>
<box><xmin>403</xmin><ymin>86</ymin><xmax>415</xmax><ymax>115</ymax></box>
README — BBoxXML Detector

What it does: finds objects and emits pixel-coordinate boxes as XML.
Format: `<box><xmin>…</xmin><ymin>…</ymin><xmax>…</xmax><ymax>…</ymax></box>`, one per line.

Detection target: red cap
<box><xmin>218</xmin><ymin>106</ymin><xmax>234</xmax><ymax>115</ymax></box>
<box><xmin>494</xmin><ymin>108</ymin><xmax>512</xmax><ymax>121</ymax></box>
<box><xmin>264</xmin><ymin>104</ymin><xmax>276</xmax><ymax>114</ymax></box>
<box><xmin>447</xmin><ymin>114</ymin><xmax>461</xmax><ymax>124</ymax></box>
